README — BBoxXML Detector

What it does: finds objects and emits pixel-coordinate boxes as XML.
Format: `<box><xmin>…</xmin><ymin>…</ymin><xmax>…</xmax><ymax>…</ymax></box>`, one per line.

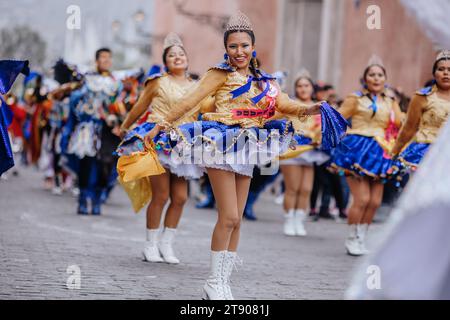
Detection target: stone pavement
<box><xmin>0</xmin><ymin>166</ymin><xmax>383</xmax><ymax>300</ymax></box>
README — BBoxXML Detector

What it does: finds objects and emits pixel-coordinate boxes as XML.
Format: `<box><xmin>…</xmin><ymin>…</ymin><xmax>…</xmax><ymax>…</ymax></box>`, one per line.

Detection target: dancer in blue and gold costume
<box><xmin>330</xmin><ymin>56</ymin><xmax>403</xmax><ymax>256</ymax></box>
<box><xmin>117</xmin><ymin>33</ymin><xmax>206</xmax><ymax>265</ymax></box>
<box><xmin>142</xmin><ymin>12</ymin><xmax>347</xmax><ymax>300</ymax></box>
<box><xmin>61</xmin><ymin>48</ymin><xmax>123</xmax><ymax>216</ymax></box>
<box><xmin>391</xmin><ymin>50</ymin><xmax>450</xmax><ymax>171</ymax></box>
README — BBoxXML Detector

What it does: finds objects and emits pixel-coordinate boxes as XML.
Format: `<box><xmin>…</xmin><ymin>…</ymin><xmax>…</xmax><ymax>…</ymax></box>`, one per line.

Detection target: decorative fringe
<box><xmin>319</xmin><ymin>102</ymin><xmax>349</xmax><ymax>150</ymax></box>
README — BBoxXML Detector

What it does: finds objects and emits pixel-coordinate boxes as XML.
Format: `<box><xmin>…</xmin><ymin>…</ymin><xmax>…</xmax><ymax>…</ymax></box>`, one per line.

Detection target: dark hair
<box><xmin>294</xmin><ymin>76</ymin><xmax>315</xmax><ymax>100</ymax></box>
<box><xmin>432</xmin><ymin>58</ymin><xmax>449</xmax><ymax>75</ymax></box>
<box><xmin>95</xmin><ymin>48</ymin><xmax>112</xmax><ymax>60</ymax></box>
<box><xmin>363</xmin><ymin>64</ymin><xmax>387</xmax><ymax>82</ymax></box>
<box><xmin>162</xmin><ymin>45</ymin><xmax>187</xmax><ymax>67</ymax></box>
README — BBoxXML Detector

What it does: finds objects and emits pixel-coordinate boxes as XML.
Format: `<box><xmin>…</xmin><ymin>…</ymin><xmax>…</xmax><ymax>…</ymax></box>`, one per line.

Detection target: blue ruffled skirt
<box><xmin>399</xmin><ymin>142</ymin><xmax>430</xmax><ymax>168</ymax></box>
<box><xmin>169</xmin><ymin>120</ymin><xmax>295</xmax><ymax>177</ymax></box>
<box><xmin>116</xmin><ymin>122</ymin><xmax>204</xmax><ymax>179</ymax></box>
<box><xmin>329</xmin><ymin>134</ymin><xmax>396</xmax><ymax>179</ymax></box>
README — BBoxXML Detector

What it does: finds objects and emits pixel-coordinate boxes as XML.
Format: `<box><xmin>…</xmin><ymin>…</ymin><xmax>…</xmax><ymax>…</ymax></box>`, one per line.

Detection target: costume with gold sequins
<box><xmin>329</xmin><ymin>89</ymin><xmax>401</xmax><ymax>180</ymax></box>
<box><xmin>398</xmin><ymin>85</ymin><xmax>450</xmax><ymax>170</ymax></box>
<box><xmin>116</xmin><ymin>73</ymin><xmax>204</xmax><ymax>180</ymax></box>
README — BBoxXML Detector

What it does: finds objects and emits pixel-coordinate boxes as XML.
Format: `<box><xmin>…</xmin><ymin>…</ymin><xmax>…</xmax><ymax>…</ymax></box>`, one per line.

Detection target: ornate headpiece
<box><xmin>367</xmin><ymin>54</ymin><xmax>384</xmax><ymax>68</ymax></box>
<box><xmin>436</xmin><ymin>49</ymin><xmax>450</xmax><ymax>61</ymax></box>
<box><xmin>225</xmin><ymin>10</ymin><xmax>253</xmax><ymax>32</ymax></box>
<box><xmin>163</xmin><ymin>32</ymin><xmax>184</xmax><ymax>51</ymax></box>
<box><xmin>295</xmin><ymin>68</ymin><xmax>311</xmax><ymax>80</ymax></box>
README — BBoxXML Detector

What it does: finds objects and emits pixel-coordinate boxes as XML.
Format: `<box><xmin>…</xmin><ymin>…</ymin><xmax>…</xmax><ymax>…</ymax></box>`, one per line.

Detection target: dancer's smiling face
<box><xmin>164</xmin><ymin>45</ymin><xmax>188</xmax><ymax>73</ymax></box>
<box><xmin>225</xmin><ymin>32</ymin><xmax>254</xmax><ymax>71</ymax></box>
<box><xmin>434</xmin><ymin>59</ymin><xmax>450</xmax><ymax>91</ymax></box>
<box><xmin>364</xmin><ymin>65</ymin><xmax>386</xmax><ymax>94</ymax></box>
<box><xmin>295</xmin><ymin>78</ymin><xmax>314</xmax><ymax>102</ymax></box>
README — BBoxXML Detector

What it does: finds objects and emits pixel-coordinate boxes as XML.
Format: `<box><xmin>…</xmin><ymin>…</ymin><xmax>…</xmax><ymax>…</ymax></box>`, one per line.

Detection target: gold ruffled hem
<box><xmin>328</xmin><ymin>163</ymin><xmax>387</xmax><ymax>180</ymax></box>
<box><xmin>116</xmin><ymin>141</ymin><xmax>166</xmax><ymax>213</ymax></box>
<box><xmin>278</xmin><ymin>145</ymin><xmax>314</xmax><ymax>160</ymax></box>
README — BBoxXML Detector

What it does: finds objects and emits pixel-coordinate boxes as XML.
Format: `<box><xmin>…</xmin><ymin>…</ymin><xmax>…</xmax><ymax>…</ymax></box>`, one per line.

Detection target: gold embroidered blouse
<box><xmin>164</xmin><ymin>68</ymin><xmax>309</xmax><ymax>128</ymax></box>
<box><xmin>120</xmin><ymin>74</ymin><xmax>200</xmax><ymax>130</ymax></box>
<box><xmin>339</xmin><ymin>91</ymin><xmax>402</xmax><ymax>138</ymax></box>
<box><xmin>392</xmin><ymin>85</ymin><xmax>450</xmax><ymax>155</ymax></box>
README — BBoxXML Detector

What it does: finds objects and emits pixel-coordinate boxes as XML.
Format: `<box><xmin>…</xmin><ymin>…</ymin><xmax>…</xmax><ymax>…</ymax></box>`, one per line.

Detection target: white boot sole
<box><xmin>142</xmin><ymin>252</ymin><xmax>164</xmax><ymax>263</ymax></box>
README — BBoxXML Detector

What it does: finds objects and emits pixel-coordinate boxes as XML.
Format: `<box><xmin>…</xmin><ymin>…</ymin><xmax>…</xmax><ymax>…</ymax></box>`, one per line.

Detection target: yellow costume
<box><xmin>392</xmin><ymin>85</ymin><xmax>450</xmax><ymax>167</ymax></box>
<box><xmin>329</xmin><ymin>89</ymin><xmax>403</xmax><ymax>179</ymax></box>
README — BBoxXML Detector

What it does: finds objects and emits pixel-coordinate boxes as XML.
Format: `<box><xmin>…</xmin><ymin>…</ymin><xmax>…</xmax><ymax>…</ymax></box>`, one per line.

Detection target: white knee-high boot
<box><xmin>345</xmin><ymin>224</ymin><xmax>363</xmax><ymax>256</ymax></box>
<box><xmin>284</xmin><ymin>209</ymin><xmax>296</xmax><ymax>236</ymax></box>
<box><xmin>223</xmin><ymin>251</ymin><xmax>240</xmax><ymax>300</ymax></box>
<box><xmin>356</xmin><ymin>224</ymin><xmax>369</xmax><ymax>254</ymax></box>
<box><xmin>294</xmin><ymin>209</ymin><xmax>307</xmax><ymax>236</ymax></box>
<box><xmin>159</xmin><ymin>227</ymin><xmax>180</xmax><ymax>264</ymax></box>
<box><xmin>202</xmin><ymin>250</ymin><xmax>227</xmax><ymax>300</ymax></box>
<box><xmin>143</xmin><ymin>228</ymin><xmax>164</xmax><ymax>262</ymax></box>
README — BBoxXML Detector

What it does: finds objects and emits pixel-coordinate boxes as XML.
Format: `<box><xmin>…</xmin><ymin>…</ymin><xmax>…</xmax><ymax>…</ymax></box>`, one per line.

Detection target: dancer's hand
<box><xmin>304</xmin><ymin>101</ymin><xmax>325</xmax><ymax>116</ymax></box>
<box><xmin>144</xmin><ymin>124</ymin><xmax>162</xmax><ymax>146</ymax></box>
<box><xmin>119</xmin><ymin>127</ymin><xmax>128</xmax><ymax>139</ymax></box>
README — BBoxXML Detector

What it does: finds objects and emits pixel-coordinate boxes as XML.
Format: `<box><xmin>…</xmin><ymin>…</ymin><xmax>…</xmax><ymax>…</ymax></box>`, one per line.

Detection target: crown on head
<box><xmin>225</xmin><ymin>10</ymin><xmax>253</xmax><ymax>32</ymax></box>
<box><xmin>295</xmin><ymin>68</ymin><xmax>311</xmax><ymax>80</ymax></box>
<box><xmin>436</xmin><ymin>49</ymin><xmax>450</xmax><ymax>61</ymax></box>
<box><xmin>163</xmin><ymin>32</ymin><xmax>184</xmax><ymax>51</ymax></box>
<box><xmin>367</xmin><ymin>54</ymin><xmax>384</xmax><ymax>68</ymax></box>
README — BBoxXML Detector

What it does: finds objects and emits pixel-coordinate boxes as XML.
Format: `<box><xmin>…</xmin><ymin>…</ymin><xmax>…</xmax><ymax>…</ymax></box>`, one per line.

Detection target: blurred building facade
<box><xmin>151</xmin><ymin>0</ymin><xmax>445</xmax><ymax>97</ymax></box>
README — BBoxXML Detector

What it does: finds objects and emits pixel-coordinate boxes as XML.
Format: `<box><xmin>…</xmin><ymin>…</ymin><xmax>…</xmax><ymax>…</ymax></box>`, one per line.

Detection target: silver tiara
<box><xmin>163</xmin><ymin>32</ymin><xmax>184</xmax><ymax>50</ymax></box>
<box><xmin>436</xmin><ymin>50</ymin><xmax>450</xmax><ymax>61</ymax></box>
<box><xmin>225</xmin><ymin>10</ymin><xmax>253</xmax><ymax>32</ymax></box>
<box><xmin>295</xmin><ymin>68</ymin><xmax>311</xmax><ymax>80</ymax></box>
<box><xmin>367</xmin><ymin>54</ymin><xmax>384</xmax><ymax>68</ymax></box>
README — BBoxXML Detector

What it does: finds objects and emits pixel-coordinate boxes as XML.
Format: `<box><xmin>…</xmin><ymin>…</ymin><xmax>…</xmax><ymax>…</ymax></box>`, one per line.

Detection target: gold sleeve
<box><xmin>391</xmin><ymin>95</ymin><xmax>426</xmax><ymax>156</ymax></box>
<box><xmin>338</xmin><ymin>96</ymin><xmax>359</xmax><ymax>119</ymax></box>
<box><xmin>275</xmin><ymin>91</ymin><xmax>308</xmax><ymax>117</ymax></box>
<box><xmin>198</xmin><ymin>95</ymin><xmax>216</xmax><ymax>114</ymax></box>
<box><xmin>164</xmin><ymin>69</ymin><xmax>226</xmax><ymax>125</ymax></box>
<box><xmin>120</xmin><ymin>78</ymin><xmax>159</xmax><ymax>131</ymax></box>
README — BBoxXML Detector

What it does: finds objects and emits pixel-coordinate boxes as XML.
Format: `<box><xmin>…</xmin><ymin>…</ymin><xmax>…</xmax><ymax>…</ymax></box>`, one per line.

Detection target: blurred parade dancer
<box><xmin>117</xmin><ymin>33</ymin><xmax>205</xmax><ymax>264</ymax></box>
<box><xmin>61</xmin><ymin>48</ymin><xmax>123</xmax><ymax>215</ymax></box>
<box><xmin>0</xmin><ymin>60</ymin><xmax>30</xmax><ymax>176</ymax></box>
<box><xmin>347</xmin><ymin>116</ymin><xmax>450</xmax><ymax>300</ymax></box>
<box><xmin>4</xmin><ymin>93</ymin><xmax>26</xmax><ymax>177</ymax></box>
<box><xmin>143</xmin><ymin>11</ymin><xmax>346</xmax><ymax>299</ymax></box>
<box><xmin>46</xmin><ymin>59</ymin><xmax>83</xmax><ymax>195</ymax></box>
<box><xmin>391</xmin><ymin>50</ymin><xmax>450</xmax><ymax>172</ymax></box>
<box><xmin>330</xmin><ymin>55</ymin><xmax>403</xmax><ymax>256</ymax></box>
<box><xmin>279</xmin><ymin>69</ymin><xmax>329</xmax><ymax>236</ymax></box>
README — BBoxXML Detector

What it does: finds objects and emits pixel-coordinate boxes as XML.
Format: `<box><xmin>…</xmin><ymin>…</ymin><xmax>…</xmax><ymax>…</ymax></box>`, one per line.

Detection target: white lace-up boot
<box><xmin>202</xmin><ymin>250</ymin><xmax>227</xmax><ymax>300</ymax></box>
<box><xmin>223</xmin><ymin>251</ymin><xmax>243</xmax><ymax>300</ymax></box>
